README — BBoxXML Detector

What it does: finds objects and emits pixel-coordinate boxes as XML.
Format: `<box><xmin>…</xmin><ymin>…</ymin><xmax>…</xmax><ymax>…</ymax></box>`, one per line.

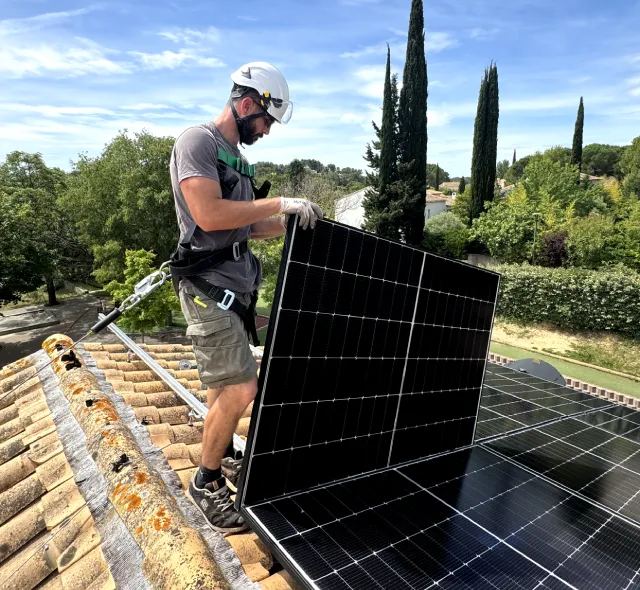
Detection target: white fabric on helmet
<box><xmin>231</xmin><ymin>62</ymin><xmax>293</xmax><ymax>124</ymax></box>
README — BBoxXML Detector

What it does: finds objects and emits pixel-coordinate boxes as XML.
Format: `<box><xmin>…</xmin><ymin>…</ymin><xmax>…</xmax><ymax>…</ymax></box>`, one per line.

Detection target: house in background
<box><xmin>438</xmin><ymin>181</ymin><xmax>460</xmax><ymax>196</ymax></box>
<box><xmin>336</xmin><ymin>187</ymin><xmax>456</xmax><ymax>229</ymax></box>
<box><xmin>425</xmin><ymin>190</ymin><xmax>454</xmax><ymax>220</ymax></box>
<box><xmin>580</xmin><ymin>173</ymin><xmax>602</xmax><ymax>184</ymax></box>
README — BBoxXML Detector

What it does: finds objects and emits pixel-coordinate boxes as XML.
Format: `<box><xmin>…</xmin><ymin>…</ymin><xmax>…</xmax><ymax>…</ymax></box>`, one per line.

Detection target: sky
<box><xmin>1</xmin><ymin>0</ymin><xmax>639</xmax><ymax>177</ymax></box>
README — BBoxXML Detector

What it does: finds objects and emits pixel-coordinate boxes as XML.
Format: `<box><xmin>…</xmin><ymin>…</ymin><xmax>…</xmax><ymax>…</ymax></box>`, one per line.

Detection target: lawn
<box><xmin>492</xmin><ymin>319</ymin><xmax>640</xmax><ymax>379</ymax></box>
<box><xmin>490</xmin><ymin>341</ymin><xmax>640</xmax><ymax>398</ymax></box>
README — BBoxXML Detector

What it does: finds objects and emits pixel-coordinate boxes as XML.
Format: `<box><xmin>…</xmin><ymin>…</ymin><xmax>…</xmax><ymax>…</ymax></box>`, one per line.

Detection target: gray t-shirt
<box><xmin>170</xmin><ymin>121</ymin><xmax>262</xmax><ymax>295</ymax></box>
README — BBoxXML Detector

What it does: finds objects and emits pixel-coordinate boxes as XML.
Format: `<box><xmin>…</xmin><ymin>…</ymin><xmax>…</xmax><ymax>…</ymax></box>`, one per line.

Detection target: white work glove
<box><xmin>279</xmin><ymin>198</ymin><xmax>324</xmax><ymax>230</ymax></box>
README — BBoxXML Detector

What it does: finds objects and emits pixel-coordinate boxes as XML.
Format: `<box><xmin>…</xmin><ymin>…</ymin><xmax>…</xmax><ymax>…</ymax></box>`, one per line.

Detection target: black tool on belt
<box><xmin>168</xmin><ymin>240</ymin><xmax>260</xmax><ymax>346</ymax></box>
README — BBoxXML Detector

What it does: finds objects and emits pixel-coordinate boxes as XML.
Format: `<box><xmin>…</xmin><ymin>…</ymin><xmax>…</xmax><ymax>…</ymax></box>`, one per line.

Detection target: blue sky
<box><xmin>1</xmin><ymin>0</ymin><xmax>639</xmax><ymax>177</ymax></box>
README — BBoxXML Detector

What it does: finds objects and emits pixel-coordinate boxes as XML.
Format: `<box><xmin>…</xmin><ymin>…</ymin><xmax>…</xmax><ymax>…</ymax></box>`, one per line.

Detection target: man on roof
<box><xmin>169</xmin><ymin>62</ymin><xmax>323</xmax><ymax>533</ymax></box>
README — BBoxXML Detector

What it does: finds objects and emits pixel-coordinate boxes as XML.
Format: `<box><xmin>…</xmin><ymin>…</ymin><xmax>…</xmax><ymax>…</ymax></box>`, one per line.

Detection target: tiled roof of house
<box><xmin>439</xmin><ymin>181</ymin><xmax>459</xmax><ymax>189</ymax></box>
<box><xmin>426</xmin><ymin>190</ymin><xmax>447</xmax><ymax>202</ymax></box>
<box><xmin>0</xmin><ymin>357</ymin><xmax>115</xmax><ymax>590</ymax></box>
<box><xmin>0</xmin><ymin>337</ymin><xmax>298</xmax><ymax>590</ymax></box>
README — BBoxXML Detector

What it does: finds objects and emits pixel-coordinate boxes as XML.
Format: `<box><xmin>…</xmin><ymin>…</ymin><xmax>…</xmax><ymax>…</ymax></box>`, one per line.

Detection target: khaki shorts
<box><xmin>179</xmin><ymin>284</ymin><xmax>258</xmax><ymax>388</ymax></box>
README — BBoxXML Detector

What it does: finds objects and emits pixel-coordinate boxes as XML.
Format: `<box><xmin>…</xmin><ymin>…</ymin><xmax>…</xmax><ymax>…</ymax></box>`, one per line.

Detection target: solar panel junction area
<box><xmin>237</xmin><ymin>218</ymin><xmax>640</xmax><ymax>590</ymax></box>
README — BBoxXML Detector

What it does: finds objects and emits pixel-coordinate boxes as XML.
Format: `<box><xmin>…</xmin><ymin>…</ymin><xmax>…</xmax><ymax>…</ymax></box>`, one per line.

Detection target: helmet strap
<box><xmin>230</xmin><ymin>100</ymin><xmax>265</xmax><ymax>146</ymax></box>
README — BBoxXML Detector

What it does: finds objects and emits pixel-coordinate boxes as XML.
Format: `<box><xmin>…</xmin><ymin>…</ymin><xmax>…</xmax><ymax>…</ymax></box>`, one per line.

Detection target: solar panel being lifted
<box><xmin>238</xmin><ymin>218</ymin><xmax>500</xmax><ymax>506</ymax></box>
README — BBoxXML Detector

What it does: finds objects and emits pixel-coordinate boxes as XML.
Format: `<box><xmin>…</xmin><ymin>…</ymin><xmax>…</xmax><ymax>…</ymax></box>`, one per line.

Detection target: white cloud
<box><xmin>158</xmin><ymin>27</ymin><xmax>220</xmax><ymax>45</ymax></box>
<box><xmin>0</xmin><ymin>7</ymin><xmax>97</xmax><ymax>36</ymax></box>
<box><xmin>353</xmin><ymin>65</ymin><xmax>386</xmax><ymax>98</ymax></box>
<box><xmin>131</xmin><ymin>50</ymin><xmax>224</xmax><ymax>70</ymax></box>
<box><xmin>341</xmin><ymin>32</ymin><xmax>454</xmax><ymax>60</ymax></box>
<box><xmin>340</xmin><ymin>113</ymin><xmax>365</xmax><ymax>124</ymax></box>
<box><xmin>341</xmin><ymin>43</ymin><xmax>393</xmax><ymax>60</ymax></box>
<box><xmin>469</xmin><ymin>27</ymin><xmax>500</xmax><ymax>40</ymax></box>
<box><xmin>0</xmin><ymin>103</ymin><xmax>115</xmax><ymax>117</ymax></box>
<box><xmin>121</xmin><ymin>103</ymin><xmax>172</xmax><ymax>111</ymax></box>
<box><xmin>0</xmin><ymin>38</ymin><xmax>132</xmax><ymax>78</ymax></box>
<box><xmin>570</xmin><ymin>76</ymin><xmax>591</xmax><ymax>84</ymax></box>
<box><xmin>426</xmin><ymin>32</ymin><xmax>457</xmax><ymax>53</ymax></box>
<box><xmin>428</xmin><ymin>109</ymin><xmax>451</xmax><ymax>127</ymax></box>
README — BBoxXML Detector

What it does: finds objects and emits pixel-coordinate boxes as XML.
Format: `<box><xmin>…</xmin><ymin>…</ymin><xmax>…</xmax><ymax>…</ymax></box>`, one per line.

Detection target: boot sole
<box><xmin>186</xmin><ymin>488</ymin><xmax>248</xmax><ymax>535</ymax></box>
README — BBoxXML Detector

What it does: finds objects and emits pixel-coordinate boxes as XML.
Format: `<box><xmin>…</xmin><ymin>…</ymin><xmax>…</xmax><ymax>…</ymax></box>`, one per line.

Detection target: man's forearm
<box><xmin>201</xmin><ymin>197</ymin><xmax>282</xmax><ymax>231</ymax></box>
<box><xmin>250</xmin><ymin>217</ymin><xmax>286</xmax><ymax>240</ymax></box>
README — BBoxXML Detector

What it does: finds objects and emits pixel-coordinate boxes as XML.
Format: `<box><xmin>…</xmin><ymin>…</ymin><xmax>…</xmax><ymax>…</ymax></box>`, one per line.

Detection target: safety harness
<box><xmin>169</xmin><ymin>137</ymin><xmax>270</xmax><ymax>346</ymax></box>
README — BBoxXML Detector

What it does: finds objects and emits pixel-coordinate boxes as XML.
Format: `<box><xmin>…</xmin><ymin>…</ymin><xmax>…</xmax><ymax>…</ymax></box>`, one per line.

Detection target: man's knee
<box><xmin>237</xmin><ymin>379</ymin><xmax>258</xmax><ymax>408</ymax></box>
<box><xmin>219</xmin><ymin>379</ymin><xmax>257</xmax><ymax>414</ymax></box>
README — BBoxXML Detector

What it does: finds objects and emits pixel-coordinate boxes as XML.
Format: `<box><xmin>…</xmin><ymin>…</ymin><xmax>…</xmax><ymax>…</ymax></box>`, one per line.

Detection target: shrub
<box><xmin>565</xmin><ymin>214</ymin><xmax>620</xmax><ymax>269</ymax></box>
<box><xmin>537</xmin><ymin>231</ymin><xmax>568</xmax><ymax>268</ymax></box>
<box><xmin>493</xmin><ymin>263</ymin><xmax>640</xmax><ymax>337</ymax></box>
<box><xmin>423</xmin><ymin>212</ymin><xmax>469</xmax><ymax>259</ymax></box>
<box><xmin>105</xmin><ymin>249</ymin><xmax>180</xmax><ymax>333</ymax></box>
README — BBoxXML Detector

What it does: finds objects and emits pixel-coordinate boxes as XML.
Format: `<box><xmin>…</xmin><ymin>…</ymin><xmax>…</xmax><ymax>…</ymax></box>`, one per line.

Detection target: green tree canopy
<box><xmin>504</xmin><ymin>155</ymin><xmax>532</xmax><ymax>185</ymax></box>
<box><xmin>571</xmin><ymin>97</ymin><xmax>584</xmax><ymax>170</ymax></box>
<box><xmin>363</xmin><ymin>46</ymin><xmax>402</xmax><ymax>239</ymax></box>
<box><xmin>621</xmin><ymin>136</ymin><xmax>640</xmax><ymax>200</ymax></box>
<box><xmin>496</xmin><ymin>159</ymin><xmax>510</xmax><ymax>179</ymax></box>
<box><xmin>582</xmin><ymin>143</ymin><xmax>626</xmax><ymax>178</ymax></box>
<box><xmin>396</xmin><ymin>0</ymin><xmax>428</xmax><ymax>245</ymax></box>
<box><xmin>427</xmin><ymin>163</ymin><xmax>450</xmax><ymax>188</ymax></box>
<box><xmin>470</xmin><ymin>63</ymin><xmax>499</xmax><ymax>221</ymax></box>
<box><xmin>0</xmin><ymin>152</ymin><xmax>89</xmax><ymax>303</ymax></box>
<box><xmin>543</xmin><ymin>146</ymin><xmax>572</xmax><ymax>166</ymax></box>
<box><xmin>60</xmin><ymin>130</ymin><xmax>178</xmax><ymax>283</ymax></box>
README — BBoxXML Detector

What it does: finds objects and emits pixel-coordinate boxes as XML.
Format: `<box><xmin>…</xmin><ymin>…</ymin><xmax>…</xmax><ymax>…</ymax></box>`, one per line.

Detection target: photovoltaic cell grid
<box><xmin>244</xmin><ymin>447</ymin><xmax>640</xmax><ymax>589</ymax></box>
<box><xmin>239</xmin><ymin>218</ymin><xmax>500</xmax><ymax>505</ymax></box>
<box><xmin>475</xmin><ymin>363</ymin><xmax>615</xmax><ymax>441</ymax></box>
<box><xmin>484</xmin><ymin>405</ymin><xmax>640</xmax><ymax>524</ymax></box>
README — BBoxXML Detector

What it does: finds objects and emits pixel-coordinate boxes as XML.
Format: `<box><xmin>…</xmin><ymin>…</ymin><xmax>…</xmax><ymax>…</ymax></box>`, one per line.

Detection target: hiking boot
<box><xmin>187</xmin><ymin>475</ymin><xmax>248</xmax><ymax>534</ymax></box>
<box><xmin>221</xmin><ymin>455</ymin><xmax>243</xmax><ymax>490</ymax></box>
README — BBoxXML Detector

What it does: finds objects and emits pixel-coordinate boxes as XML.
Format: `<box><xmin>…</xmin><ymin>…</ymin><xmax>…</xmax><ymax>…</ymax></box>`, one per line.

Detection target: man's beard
<box><xmin>239</xmin><ymin>118</ymin><xmax>263</xmax><ymax>146</ymax></box>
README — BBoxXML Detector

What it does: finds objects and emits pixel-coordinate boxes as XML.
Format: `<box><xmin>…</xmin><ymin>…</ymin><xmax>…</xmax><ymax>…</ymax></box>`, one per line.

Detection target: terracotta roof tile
<box><xmin>0</xmin><ymin>360</ymin><xmax>115</xmax><ymax>590</ymax></box>
<box><xmin>80</xmin><ymin>339</ymin><xmax>297</xmax><ymax>588</ymax></box>
<box><xmin>2</xmin><ymin>335</ymin><xmax>296</xmax><ymax>589</ymax></box>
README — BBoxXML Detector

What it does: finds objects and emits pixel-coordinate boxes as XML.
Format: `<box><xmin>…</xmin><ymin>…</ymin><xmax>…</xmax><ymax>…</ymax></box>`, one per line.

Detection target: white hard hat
<box><xmin>231</xmin><ymin>62</ymin><xmax>293</xmax><ymax>124</ymax></box>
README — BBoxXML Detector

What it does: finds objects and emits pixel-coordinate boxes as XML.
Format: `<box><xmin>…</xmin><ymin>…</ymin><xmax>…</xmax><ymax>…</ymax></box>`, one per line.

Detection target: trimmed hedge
<box><xmin>492</xmin><ymin>264</ymin><xmax>640</xmax><ymax>337</ymax></box>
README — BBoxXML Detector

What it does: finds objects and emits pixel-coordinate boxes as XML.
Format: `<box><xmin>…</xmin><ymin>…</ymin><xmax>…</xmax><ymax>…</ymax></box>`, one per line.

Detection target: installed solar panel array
<box><xmin>238</xmin><ymin>219</ymin><xmax>640</xmax><ymax>589</ymax></box>
<box><xmin>475</xmin><ymin>364</ymin><xmax>614</xmax><ymax>441</ymax></box>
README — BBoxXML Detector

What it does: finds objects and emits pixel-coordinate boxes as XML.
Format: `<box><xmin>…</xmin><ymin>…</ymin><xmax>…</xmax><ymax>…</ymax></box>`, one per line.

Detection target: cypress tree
<box><xmin>571</xmin><ymin>97</ymin><xmax>584</xmax><ymax>171</ymax></box>
<box><xmin>512</xmin><ymin>148</ymin><xmax>516</xmax><ymax>165</ymax></box>
<box><xmin>458</xmin><ymin>176</ymin><xmax>466</xmax><ymax>194</ymax></box>
<box><xmin>434</xmin><ymin>164</ymin><xmax>440</xmax><ymax>190</ymax></box>
<box><xmin>396</xmin><ymin>0</ymin><xmax>428</xmax><ymax>246</ymax></box>
<box><xmin>470</xmin><ymin>69</ymin><xmax>488</xmax><ymax>221</ymax></box>
<box><xmin>470</xmin><ymin>63</ymin><xmax>499</xmax><ymax>221</ymax></box>
<box><xmin>363</xmin><ymin>46</ymin><xmax>400</xmax><ymax>239</ymax></box>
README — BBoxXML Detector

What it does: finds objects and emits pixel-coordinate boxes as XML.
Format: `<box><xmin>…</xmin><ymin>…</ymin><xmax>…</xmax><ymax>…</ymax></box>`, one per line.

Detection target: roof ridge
<box><xmin>42</xmin><ymin>334</ymin><xmax>231</xmax><ymax>590</ymax></box>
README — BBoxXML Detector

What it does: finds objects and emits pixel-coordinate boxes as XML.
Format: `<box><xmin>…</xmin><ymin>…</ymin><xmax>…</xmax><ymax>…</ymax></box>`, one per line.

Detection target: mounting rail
<box><xmin>97</xmin><ymin>313</ymin><xmax>246</xmax><ymax>454</ymax></box>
